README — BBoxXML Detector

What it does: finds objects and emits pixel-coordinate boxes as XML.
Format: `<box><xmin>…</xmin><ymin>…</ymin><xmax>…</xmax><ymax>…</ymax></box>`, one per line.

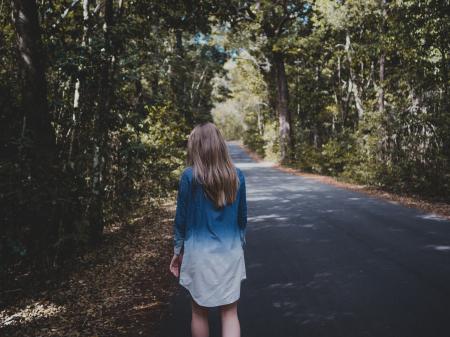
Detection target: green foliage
<box><xmin>0</xmin><ymin>0</ymin><xmax>228</xmax><ymax>270</ymax></box>
<box><xmin>262</xmin><ymin>120</ymin><xmax>279</xmax><ymax>162</ymax></box>
<box><xmin>320</xmin><ymin>136</ymin><xmax>356</xmax><ymax>176</ymax></box>
<box><xmin>212</xmin><ymin>108</ymin><xmax>244</xmax><ymax>140</ymax></box>
<box><xmin>243</xmin><ymin>111</ymin><xmax>266</xmax><ymax>157</ymax></box>
<box><xmin>214</xmin><ymin>0</ymin><xmax>449</xmax><ymax>200</ymax></box>
<box><xmin>2</xmin><ymin>0</ymin><xmax>450</xmax><ymax>273</ymax></box>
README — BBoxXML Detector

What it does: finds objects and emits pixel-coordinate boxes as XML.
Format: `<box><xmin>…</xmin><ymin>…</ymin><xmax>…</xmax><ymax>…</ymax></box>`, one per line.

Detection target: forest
<box><xmin>1</xmin><ymin>0</ymin><xmax>449</xmax><ymax>306</ymax></box>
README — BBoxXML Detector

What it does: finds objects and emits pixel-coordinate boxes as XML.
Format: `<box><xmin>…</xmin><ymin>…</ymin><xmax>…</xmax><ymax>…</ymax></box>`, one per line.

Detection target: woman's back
<box><xmin>169</xmin><ymin>122</ymin><xmax>247</xmax><ymax>336</ymax></box>
<box><xmin>179</xmin><ymin>166</ymin><xmax>247</xmax><ymax>253</ymax></box>
<box><xmin>174</xmin><ymin>165</ymin><xmax>247</xmax><ymax>307</ymax></box>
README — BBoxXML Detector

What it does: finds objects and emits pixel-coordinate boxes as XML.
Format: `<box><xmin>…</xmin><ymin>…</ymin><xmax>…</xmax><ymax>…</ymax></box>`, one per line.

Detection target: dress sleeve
<box><xmin>173</xmin><ymin>171</ymin><xmax>189</xmax><ymax>255</ymax></box>
<box><xmin>237</xmin><ymin>170</ymin><xmax>247</xmax><ymax>247</ymax></box>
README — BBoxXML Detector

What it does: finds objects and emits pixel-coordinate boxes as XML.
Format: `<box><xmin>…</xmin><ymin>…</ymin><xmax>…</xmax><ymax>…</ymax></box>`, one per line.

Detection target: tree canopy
<box><xmin>1</xmin><ymin>0</ymin><xmax>448</xmax><ymax>270</ymax></box>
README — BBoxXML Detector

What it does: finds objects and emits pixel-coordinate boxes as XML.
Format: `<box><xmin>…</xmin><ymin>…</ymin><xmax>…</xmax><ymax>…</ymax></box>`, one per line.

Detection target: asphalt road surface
<box><xmin>160</xmin><ymin>142</ymin><xmax>450</xmax><ymax>337</ymax></box>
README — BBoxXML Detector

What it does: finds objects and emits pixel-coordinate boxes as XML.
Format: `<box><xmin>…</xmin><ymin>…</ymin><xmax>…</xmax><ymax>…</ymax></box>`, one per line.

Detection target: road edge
<box><xmin>229</xmin><ymin>140</ymin><xmax>450</xmax><ymax>221</ymax></box>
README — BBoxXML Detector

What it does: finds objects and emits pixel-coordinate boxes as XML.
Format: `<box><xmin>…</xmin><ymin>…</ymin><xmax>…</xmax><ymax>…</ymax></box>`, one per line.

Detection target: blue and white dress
<box><xmin>173</xmin><ymin>166</ymin><xmax>247</xmax><ymax>307</ymax></box>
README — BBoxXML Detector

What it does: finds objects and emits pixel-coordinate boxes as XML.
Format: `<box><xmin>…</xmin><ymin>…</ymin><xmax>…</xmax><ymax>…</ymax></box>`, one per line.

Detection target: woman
<box><xmin>169</xmin><ymin>122</ymin><xmax>248</xmax><ymax>337</ymax></box>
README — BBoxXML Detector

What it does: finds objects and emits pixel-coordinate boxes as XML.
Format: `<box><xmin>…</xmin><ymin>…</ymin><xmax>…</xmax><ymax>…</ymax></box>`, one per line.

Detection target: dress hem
<box><xmin>179</xmin><ymin>276</ymin><xmax>247</xmax><ymax>308</ymax></box>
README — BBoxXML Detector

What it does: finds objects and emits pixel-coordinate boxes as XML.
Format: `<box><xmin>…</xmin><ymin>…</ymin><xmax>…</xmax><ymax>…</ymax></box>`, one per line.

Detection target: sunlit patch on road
<box><xmin>424</xmin><ymin>245</ymin><xmax>450</xmax><ymax>252</ymax></box>
<box><xmin>234</xmin><ymin>162</ymin><xmax>275</xmax><ymax>168</ymax></box>
<box><xmin>417</xmin><ymin>213</ymin><xmax>448</xmax><ymax>221</ymax></box>
<box><xmin>248</xmin><ymin>214</ymin><xmax>282</xmax><ymax>222</ymax></box>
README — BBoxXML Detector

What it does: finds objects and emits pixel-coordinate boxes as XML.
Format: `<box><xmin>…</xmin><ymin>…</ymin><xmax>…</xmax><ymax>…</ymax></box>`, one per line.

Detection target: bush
<box><xmin>243</xmin><ymin>111</ymin><xmax>266</xmax><ymax>157</ymax></box>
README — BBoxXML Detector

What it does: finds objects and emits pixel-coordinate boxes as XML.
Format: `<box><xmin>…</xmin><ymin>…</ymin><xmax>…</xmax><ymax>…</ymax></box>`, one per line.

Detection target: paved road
<box><xmin>160</xmin><ymin>142</ymin><xmax>450</xmax><ymax>337</ymax></box>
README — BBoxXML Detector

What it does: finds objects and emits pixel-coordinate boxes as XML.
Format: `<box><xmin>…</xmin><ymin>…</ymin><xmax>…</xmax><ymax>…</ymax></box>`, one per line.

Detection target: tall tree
<box><xmin>230</xmin><ymin>0</ymin><xmax>311</xmax><ymax>163</ymax></box>
<box><xmin>11</xmin><ymin>0</ymin><xmax>55</xmax><ymax>154</ymax></box>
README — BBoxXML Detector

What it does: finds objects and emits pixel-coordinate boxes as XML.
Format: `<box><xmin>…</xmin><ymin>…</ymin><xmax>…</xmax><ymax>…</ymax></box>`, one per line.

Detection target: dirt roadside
<box><xmin>0</xmin><ymin>201</ymin><xmax>178</xmax><ymax>337</ymax></box>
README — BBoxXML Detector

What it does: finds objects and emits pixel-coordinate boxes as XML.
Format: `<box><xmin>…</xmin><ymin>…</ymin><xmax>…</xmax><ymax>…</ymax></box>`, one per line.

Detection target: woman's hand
<box><xmin>169</xmin><ymin>253</ymin><xmax>183</xmax><ymax>278</ymax></box>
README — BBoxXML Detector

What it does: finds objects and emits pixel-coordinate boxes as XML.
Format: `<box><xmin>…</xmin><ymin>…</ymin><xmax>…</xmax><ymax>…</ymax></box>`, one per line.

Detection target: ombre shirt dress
<box><xmin>173</xmin><ymin>166</ymin><xmax>247</xmax><ymax>307</ymax></box>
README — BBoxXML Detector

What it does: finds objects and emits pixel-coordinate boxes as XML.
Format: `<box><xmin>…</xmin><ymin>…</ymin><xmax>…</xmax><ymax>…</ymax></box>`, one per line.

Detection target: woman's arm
<box><xmin>237</xmin><ymin>170</ymin><xmax>247</xmax><ymax>247</ymax></box>
<box><xmin>173</xmin><ymin>171</ymin><xmax>189</xmax><ymax>255</ymax></box>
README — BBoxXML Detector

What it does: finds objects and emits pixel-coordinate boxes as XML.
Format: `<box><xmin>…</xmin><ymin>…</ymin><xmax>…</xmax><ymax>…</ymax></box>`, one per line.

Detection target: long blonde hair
<box><xmin>187</xmin><ymin>122</ymin><xmax>240</xmax><ymax>209</ymax></box>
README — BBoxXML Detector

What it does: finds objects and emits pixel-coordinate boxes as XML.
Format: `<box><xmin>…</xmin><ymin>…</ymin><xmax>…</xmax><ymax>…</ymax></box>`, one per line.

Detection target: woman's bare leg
<box><xmin>220</xmin><ymin>300</ymin><xmax>240</xmax><ymax>337</ymax></box>
<box><xmin>191</xmin><ymin>299</ymin><xmax>209</xmax><ymax>337</ymax></box>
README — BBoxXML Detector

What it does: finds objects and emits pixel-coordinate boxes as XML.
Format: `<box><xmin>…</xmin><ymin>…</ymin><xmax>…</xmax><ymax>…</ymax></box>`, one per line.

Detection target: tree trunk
<box><xmin>378</xmin><ymin>52</ymin><xmax>385</xmax><ymax>115</ymax></box>
<box><xmin>378</xmin><ymin>0</ymin><xmax>393</xmax><ymax>160</ymax></box>
<box><xmin>73</xmin><ymin>0</ymin><xmax>90</xmax><ymax>109</ymax></box>
<box><xmin>261</xmin><ymin>61</ymin><xmax>278</xmax><ymax>119</ymax></box>
<box><xmin>439</xmin><ymin>46</ymin><xmax>450</xmax><ymax>161</ymax></box>
<box><xmin>345</xmin><ymin>33</ymin><xmax>364</xmax><ymax>120</ymax></box>
<box><xmin>88</xmin><ymin>0</ymin><xmax>115</xmax><ymax>243</ymax></box>
<box><xmin>272</xmin><ymin>51</ymin><xmax>292</xmax><ymax>163</ymax></box>
<box><xmin>11</xmin><ymin>0</ymin><xmax>70</xmax><ymax>263</ymax></box>
<box><xmin>172</xmin><ymin>28</ymin><xmax>192</xmax><ymax>125</ymax></box>
<box><xmin>378</xmin><ymin>0</ymin><xmax>386</xmax><ymax>116</ymax></box>
<box><xmin>68</xmin><ymin>0</ymin><xmax>90</xmax><ymax>169</ymax></box>
<box><xmin>11</xmin><ymin>0</ymin><xmax>55</xmax><ymax>152</ymax></box>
